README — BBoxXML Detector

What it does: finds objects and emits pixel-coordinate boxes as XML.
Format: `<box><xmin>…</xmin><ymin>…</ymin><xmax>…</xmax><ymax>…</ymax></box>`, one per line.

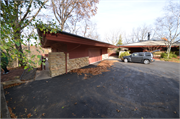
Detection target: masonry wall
<box><xmin>48</xmin><ymin>52</ymin><xmax>66</xmax><ymax>77</ymax></box>
<box><xmin>48</xmin><ymin>52</ymin><xmax>89</xmax><ymax>77</ymax></box>
<box><xmin>67</xmin><ymin>56</ymin><xmax>89</xmax><ymax>72</ymax></box>
<box><xmin>102</xmin><ymin>54</ymin><xmax>108</xmax><ymax>60</ymax></box>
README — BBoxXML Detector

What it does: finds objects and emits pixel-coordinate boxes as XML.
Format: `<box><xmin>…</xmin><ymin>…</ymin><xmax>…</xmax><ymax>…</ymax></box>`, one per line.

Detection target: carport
<box><xmin>37</xmin><ymin>29</ymin><xmax>117</xmax><ymax>77</ymax></box>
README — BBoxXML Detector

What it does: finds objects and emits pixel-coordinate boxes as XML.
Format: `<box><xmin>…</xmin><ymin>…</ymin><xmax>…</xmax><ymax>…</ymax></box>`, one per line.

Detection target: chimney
<box><xmin>148</xmin><ymin>32</ymin><xmax>150</xmax><ymax>40</ymax></box>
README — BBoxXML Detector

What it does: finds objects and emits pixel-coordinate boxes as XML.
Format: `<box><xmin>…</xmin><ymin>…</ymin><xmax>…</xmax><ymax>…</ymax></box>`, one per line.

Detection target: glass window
<box><xmin>132</xmin><ymin>53</ymin><xmax>139</xmax><ymax>57</ymax></box>
<box><xmin>145</xmin><ymin>52</ymin><xmax>151</xmax><ymax>56</ymax></box>
<box><xmin>139</xmin><ymin>53</ymin><xmax>144</xmax><ymax>56</ymax></box>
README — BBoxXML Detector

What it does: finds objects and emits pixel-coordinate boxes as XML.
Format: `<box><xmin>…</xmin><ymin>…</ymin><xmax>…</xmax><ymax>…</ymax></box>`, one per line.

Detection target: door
<box><xmin>89</xmin><ymin>49</ymin><xmax>102</xmax><ymax>64</ymax></box>
<box><xmin>131</xmin><ymin>53</ymin><xmax>142</xmax><ymax>62</ymax></box>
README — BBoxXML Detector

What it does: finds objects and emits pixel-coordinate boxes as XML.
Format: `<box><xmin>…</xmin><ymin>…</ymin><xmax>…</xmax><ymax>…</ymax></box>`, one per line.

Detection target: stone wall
<box><xmin>48</xmin><ymin>52</ymin><xmax>89</xmax><ymax>77</ymax></box>
<box><xmin>102</xmin><ymin>54</ymin><xmax>108</xmax><ymax>60</ymax></box>
<box><xmin>67</xmin><ymin>56</ymin><xmax>89</xmax><ymax>72</ymax></box>
<box><xmin>48</xmin><ymin>52</ymin><xmax>65</xmax><ymax>77</ymax></box>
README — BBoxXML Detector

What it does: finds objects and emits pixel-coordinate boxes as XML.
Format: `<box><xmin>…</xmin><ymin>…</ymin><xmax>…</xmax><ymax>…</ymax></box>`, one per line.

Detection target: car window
<box><xmin>132</xmin><ymin>53</ymin><xmax>139</xmax><ymax>57</ymax></box>
<box><xmin>139</xmin><ymin>53</ymin><xmax>144</xmax><ymax>56</ymax></box>
<box><xmin>145</xmin><ymin>52</ymin><xmax>151</xmax><ymax>56</ymax></box>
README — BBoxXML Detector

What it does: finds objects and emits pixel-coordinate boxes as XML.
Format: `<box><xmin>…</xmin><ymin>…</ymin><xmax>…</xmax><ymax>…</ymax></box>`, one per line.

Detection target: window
<box><xmin>139</xmin><ymin>52</ymin><xmax>144</xmax><ymax>56</ymax></box>
<box><xmin>132</xmin><ymin>53</ymin><xmax>139</xmax><ymax>57</ymax></box>
<box><xmin>145</xmin><ymin>52</ymin><xmax>151</xmax><ymax>56</ymax></box>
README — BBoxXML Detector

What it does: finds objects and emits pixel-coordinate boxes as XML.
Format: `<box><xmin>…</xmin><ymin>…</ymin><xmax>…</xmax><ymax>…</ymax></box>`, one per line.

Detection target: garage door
<box><xmin>89</xmin><ymin>49</ymin><xmax>102</xmax><ymax>64</ymax></box>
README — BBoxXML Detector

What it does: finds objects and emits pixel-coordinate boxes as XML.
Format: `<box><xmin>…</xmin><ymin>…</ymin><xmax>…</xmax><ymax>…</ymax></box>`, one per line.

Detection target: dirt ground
<box><xmin>1</xmin><ymin>67</ymin><xmax>24</xmax><ymax>82</ymax></box>
<box><xmin>1</xmin><ymin>67</ymin><xmax>41</xmax><ymax>82</ymax></box>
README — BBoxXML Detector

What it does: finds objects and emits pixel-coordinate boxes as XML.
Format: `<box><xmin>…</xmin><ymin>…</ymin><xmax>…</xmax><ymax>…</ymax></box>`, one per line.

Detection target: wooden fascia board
<box><xmin>119</xmin><ymin>45</ymin><xmax>178</xmax><ymax>48</ymax></box>
<box><xmin>45</xmin><ymin>34</ymin><xmax>116</xmax><ymax>48</ymax></box>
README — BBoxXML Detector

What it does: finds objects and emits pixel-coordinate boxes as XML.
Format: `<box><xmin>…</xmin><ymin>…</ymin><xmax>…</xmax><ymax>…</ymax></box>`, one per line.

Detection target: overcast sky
<box><xmin>38</xmin><ymin>0</ymin><xmax>179</xmax><ymax>43</ymax></box>
<box><xmin>90</xmin><ymin>0</ymin><xmax>179</xmax><ymax>41</ymax></box>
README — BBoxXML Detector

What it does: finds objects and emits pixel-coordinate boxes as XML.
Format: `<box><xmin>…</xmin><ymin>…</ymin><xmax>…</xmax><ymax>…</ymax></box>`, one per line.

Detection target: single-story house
<box><xmin>37</xmin><ymin>29</ymin><xmax>117</xmax><ymax>77</ymax></box>
<box><xmin>119</xmin><ymin>40</ymin><xmax>180</xmax><ymax>53</ymax></box>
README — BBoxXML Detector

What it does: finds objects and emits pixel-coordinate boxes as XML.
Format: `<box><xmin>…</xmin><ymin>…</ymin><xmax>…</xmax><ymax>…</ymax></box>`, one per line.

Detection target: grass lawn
<box><xmin>160</xmin><ymin>57</ymin><xmax>180</xmax><ymax>63</ymax></box>
<box><xmin>154</xmin><ymin>56</ymin><xmax>180</xmax><ymax>63</ymax></box>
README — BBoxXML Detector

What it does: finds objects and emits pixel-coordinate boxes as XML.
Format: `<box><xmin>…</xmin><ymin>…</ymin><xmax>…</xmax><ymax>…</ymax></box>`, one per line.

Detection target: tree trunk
<box><xmin>14</xmin><ymin>30</ymin><xmax>24</xmax><ymax>66</ymax></box>
<box><xmin>61</xmin><ymin>22</ymin><xmax>64</xmax><ymax>31</ymax></box>
<box><xmin>167</xmin><ymin>44</ymin><xmax>172</xmax><ymax>59</ymax></box>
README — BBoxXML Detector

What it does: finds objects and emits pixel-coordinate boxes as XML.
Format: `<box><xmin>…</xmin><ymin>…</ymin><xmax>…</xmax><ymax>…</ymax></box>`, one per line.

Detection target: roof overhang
<box><xmin>119</xmin><ymin>45</ymin><xmax>178</xmax><ymax>48</ymax></box>
<box><xmin>37</xmin><ymin>29</ymin><xmax>117</xmax><ymax>48</ymax></box>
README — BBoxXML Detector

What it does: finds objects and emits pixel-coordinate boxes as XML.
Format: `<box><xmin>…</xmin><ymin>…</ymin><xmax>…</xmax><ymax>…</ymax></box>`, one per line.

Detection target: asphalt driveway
<box><xmin>4</xmin><ymin>60</ymin><xmax>179</xmax><ymax>118</ymax></box>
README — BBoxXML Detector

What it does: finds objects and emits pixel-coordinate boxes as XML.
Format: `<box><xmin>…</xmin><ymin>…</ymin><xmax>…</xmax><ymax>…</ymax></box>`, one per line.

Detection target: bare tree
<box><xmin>105</xmin><ymin>30</ymin><xmax>122</xmax><ymax>45</ymax></box>
<box><xmin>66</xmin><ymin>18</ymin><xmax>81</xmax><ymax>34</ymax></box>
<box><xmin>131</xmin><ymin>24</ymin><xmax>156</xmax><ymax>42</ymax></box>
<box><xmin>155</xmin><ymin>1</ymin><xmax>180</xmax><ymax>58</ymax></box>
<box><xmin>81</xmin><ymin>21</ymin><xmax>100</xmax><ymax>40</ymax></box>
<box><xmin>51</xmin><ymin>0</ymin><xmax>99</xmax><ymax>31</ymax></box>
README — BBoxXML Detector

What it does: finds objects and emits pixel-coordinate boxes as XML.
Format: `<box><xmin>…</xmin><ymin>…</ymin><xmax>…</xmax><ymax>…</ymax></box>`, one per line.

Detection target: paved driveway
<box><xmin>4</xmin><ymin>60</ymin><xmax>179</xmax><ymax>118</ymax></box>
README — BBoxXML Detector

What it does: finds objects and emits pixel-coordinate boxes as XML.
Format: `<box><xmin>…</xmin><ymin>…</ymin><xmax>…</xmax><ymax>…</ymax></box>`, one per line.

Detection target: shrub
<box><xmin>172</xmin><ymin>53</ymin><xmax>177</xmax><ymax>58</ymax></box>
<box><xmin>161</xmin><ymin>53</ymin><xmax>167</xmax><ymax>58</ymax></box>
<box><xmin>116</xmin><ymin>51</ymin><xmax>119</xmax><ymax>56</ymax></box>
<box><xmin>174</xmin><ymin>51</ymin><xmax>179</xmax><ymax>56</ymax></box>
<box><xmin>119</xmin><ymin>51</ymin><xmax>131</xmax><ymax>60</ymax></box>
<box><xmin>161</xmin><ymin>52</ymin><xmax>177</xmax><ymax>58</ymax></box>
<box><xmin>117</xmin><ymin>48</ymin><xmax>121</xmax><ymax>51</ymax></box>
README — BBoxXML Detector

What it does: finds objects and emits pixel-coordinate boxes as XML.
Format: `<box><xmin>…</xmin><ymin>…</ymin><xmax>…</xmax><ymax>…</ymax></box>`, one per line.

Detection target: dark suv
<box><xmin>122</xmin><ymin>52</ymin><xmax>155</xmax><ymax>64</ymax></box>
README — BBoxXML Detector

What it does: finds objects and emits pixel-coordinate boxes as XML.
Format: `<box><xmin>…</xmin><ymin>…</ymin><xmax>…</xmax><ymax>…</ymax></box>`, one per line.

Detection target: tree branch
<box><xmin>21</xmin><ymin>0</ymin><xmax>49</xmax><ymax>29</ymax></box>
<box><xmin>20</xmin><ymin>0</ymin><xmax>33</xmax><ymax>22</ymax></box>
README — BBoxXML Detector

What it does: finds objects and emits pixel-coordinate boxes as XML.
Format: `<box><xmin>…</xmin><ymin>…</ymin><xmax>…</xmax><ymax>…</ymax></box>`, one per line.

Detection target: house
<box><xmin>37</xmin><ymin>29</ymin><xmax>117</xmax><ymax>77</ymax></box>
<box><xmin>119</xmin><ymin>39</ymin><xmax>180</xmax><ymax>53</ymax></box>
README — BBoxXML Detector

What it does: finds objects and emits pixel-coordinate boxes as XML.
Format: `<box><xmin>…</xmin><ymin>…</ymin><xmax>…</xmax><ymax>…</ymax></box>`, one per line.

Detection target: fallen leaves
<box><xmin>101</xmin><ymin>114</ymin><xmax>106</xmax><ymax>117</ymax></box>
<box><xmin>24</xmin><ymin>108</ymin><xmax>27</xmax><ymax>113</ymax></box>
<box><xmin>116</xmin><ymin>109</ymin><xmax>121</xmax><ymax>112</ymax></box>
<box><xmin>3</xmin><ymin>83</ymin><xmax>24</xmax><ymax>89</ymax></box>
<box><xmin>8</xmin><ymin>107</ymin><xmax>17</xmax><ymax>118</ymax></box>
<box><xmin>97</xmin><ymin>85</ymin><xmax>100</xmax><ymax>88</ymax></box>
<box><xmin>5</xmin><ymin>91</ymin><xmax>9</xmax><ymax>94</ymax></box>
<box><xmin>70</xmin><ymin>60</ymin><xmax>119</xmax><ymax>79</ymax></box>
<box><xmin>72</xmin><ymin>113</ymin><xmax>76</xmax><ymax>116</ymax></box>
<box><xmin>74</xmin><ymin>102</ymin><xmax>77</xmax><ymax>105</ymax></box>
<box><xmin>42</xmin><ymin>113</ymin><xmax>45</xmax><ymax>116</ymax></box>
<box><xmin>27</xmin><ymin>113</ymin><xmax>32</xmax><ymax>118</ymax></box>
<box><xmin>174</xmin><ymin>111</ymin><xmax>176</xmax><ymax>114</ymax></box>
<box><xmin>134</xmin><ymin>107</ymin><xmax>138</xmax><ymax>111</ymax></box>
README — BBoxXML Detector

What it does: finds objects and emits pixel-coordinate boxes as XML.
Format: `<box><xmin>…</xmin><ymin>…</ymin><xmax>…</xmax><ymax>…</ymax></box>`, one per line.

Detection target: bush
<box><xmin>117</xmin><ymin>48</ymin><xmax>121</xmax><ymax>51</ymax></box>
<box><xmin>161</xmin><ymin>52</ymin><xmax>177</xmax><ymax>58</ymax></box>
<box><xmin>119</xmin><ymin>51</ymin><xmax>131</xmax><ymax>60</ymax></box>
<box><xmin>174</xmin><ymin>51</ymin><xmax>179</xmax><ymax>56</ymax></box>
<box><xmin>116</xmin><ymin>51</ymin><xmax>119</xmax><ymax>56</ymax></box>
<box><xmin>161</xmin><ymin>53</ymin><xmax>167</xmax><ymax>58</ymax></box>
<box><xmin>172</xmin><ymin>53</ymin><xmax>177</xmax><ymax>58</ymax></box>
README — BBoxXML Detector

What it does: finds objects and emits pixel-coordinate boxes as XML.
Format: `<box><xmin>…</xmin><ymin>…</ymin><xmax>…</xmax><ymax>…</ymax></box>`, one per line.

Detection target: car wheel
<box><xmin>124</xmin><ymin>59</ymin><xmax>128</xmax><ymax>63</ymax></box>
<box><xmin>144</xmin><ymin>59</ymin><xmax>150</xmax><ymax>64</ymax></box>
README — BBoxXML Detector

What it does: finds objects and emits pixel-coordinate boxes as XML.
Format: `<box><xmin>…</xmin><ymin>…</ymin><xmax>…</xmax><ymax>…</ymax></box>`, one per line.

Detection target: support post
<box><xmin>65</xmin><ymin>52</ymin><xmax>67</xmax><ymax>74</ymax></box>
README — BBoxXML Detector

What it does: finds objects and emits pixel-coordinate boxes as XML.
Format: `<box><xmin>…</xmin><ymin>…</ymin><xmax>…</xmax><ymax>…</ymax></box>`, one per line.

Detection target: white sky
<box><xmin>90</xmin><ymin>0</ymin><xmax>179</xmax><ymax>41</ymax></box>
<box><xmin>37</xmin><ymin>0</ymin><xmax>179</xmax><ymax>43</ymax></box>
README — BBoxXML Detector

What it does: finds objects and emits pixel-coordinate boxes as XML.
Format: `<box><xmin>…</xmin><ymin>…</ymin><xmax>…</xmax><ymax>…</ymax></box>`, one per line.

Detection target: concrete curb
<box><xmin>1</xmin><ymin>84</ymin><xmax>11</xmax><ymax>118</ymax></box>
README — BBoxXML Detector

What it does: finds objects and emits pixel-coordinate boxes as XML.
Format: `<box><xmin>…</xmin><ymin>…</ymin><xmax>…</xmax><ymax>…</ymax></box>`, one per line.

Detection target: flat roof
<box><xmin>37</xmin><ymin>28</ymin><xmax>117</xmax><ymax>48</ymax></box>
